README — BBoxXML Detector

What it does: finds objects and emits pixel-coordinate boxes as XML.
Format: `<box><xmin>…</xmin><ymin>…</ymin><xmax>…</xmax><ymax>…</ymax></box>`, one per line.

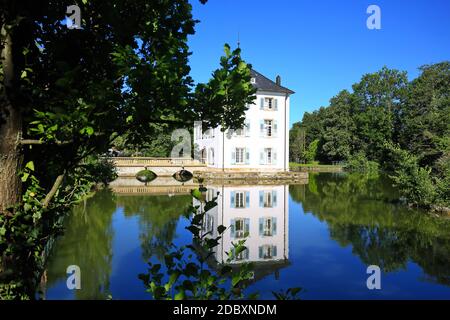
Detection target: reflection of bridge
<box><xmin>112</xmin><ymin>157</ymin><xmax>207</xmax><ymax>177</ymax></box>
<box><xmin>109</xmin><ymin>177</ymin><xmax>198</xmax><ymax>195</ymax></box>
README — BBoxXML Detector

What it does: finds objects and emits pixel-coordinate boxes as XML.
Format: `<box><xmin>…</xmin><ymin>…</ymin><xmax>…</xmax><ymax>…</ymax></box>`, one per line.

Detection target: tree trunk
<box><xmin>0</xmin><ymin>25</ymin><xmax>22</xmax><ymax>215</ymax></box>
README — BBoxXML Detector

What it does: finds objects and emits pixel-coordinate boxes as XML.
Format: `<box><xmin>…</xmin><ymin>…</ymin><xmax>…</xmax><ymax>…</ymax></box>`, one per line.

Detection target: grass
<box><xmin>289</xmin><ymin>162</ymin><xmax>343</xmax><ymax>168</ymax></box>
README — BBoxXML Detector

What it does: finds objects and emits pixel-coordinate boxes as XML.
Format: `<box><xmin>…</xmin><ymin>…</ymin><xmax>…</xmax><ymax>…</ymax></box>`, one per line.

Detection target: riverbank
<box><xmin>289</xmin><ymin>163</ymin><xmax>343</xmax><ymax>173</ymax></box>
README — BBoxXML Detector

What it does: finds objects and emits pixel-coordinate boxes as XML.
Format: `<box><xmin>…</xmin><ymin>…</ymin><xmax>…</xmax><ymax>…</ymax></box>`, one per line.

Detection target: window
<box><xmin>264</xmin><ymin>97</ymin><xmax>273</xmax><ymax>109</ymax></box>
<box><xmin>231</xmin><ymin>218</ymin><xmax>250</xmax><ymax>239</ymax></box>
<box><xmin>235</xmin><ymin>192</ymin><xmax>245</xmax><ymax>208</ymax></box>
<box><xmin>251</xmin><ymin>77</ymin><xmax>256</xmax><ymax>84</ymax></box>
<box><xmin>235</xmin><ymin>218</ymin><xmax>246</xmax><ymax>238</ymax></box>
<box><xmin>235</xmin><ymin>148</ymin><xmax>245</xmax><ymax>164</ymax></box>
<box><xmin>259</xmin><ymin>245</ymin><xmax>277</xmax><ymax>259</ymax></box>
<box><xmin>263</xmin><ymin>191</ymin><xmax>273</xmax><ymax>208</ymax></box>
<box><xmin>264</xmin><ymin>120</ymin><xmax>273</xmax><ymax>137</ymax></box>
<box><xmin>259</xmin><ymin>216</ymin><xmax>277</xmax><ymax>237</ymax></box>
<box><xmin>263</xmin><ymin>218</ymin><xmax>273</xmax><ymax>236</ymax></box>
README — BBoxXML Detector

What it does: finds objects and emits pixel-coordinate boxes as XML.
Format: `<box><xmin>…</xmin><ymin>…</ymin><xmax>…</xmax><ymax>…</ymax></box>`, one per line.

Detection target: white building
<box><xmin>194</xmin><ymin>70</ymin><xmax>294</xmax><ymax>172</ymax></box>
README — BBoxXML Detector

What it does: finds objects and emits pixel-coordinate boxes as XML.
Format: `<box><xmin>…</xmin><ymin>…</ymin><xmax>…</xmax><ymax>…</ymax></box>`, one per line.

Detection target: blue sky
<box><xmin>187</xmin><ymin>0</ymin><xmax>450</xmax><ymax>126</ymax></box>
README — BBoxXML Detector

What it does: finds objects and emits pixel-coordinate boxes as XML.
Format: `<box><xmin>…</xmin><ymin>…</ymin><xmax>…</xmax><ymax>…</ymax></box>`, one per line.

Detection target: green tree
<box><xmin>0</xmin><ymin>0</ymin><xmax>254</xmax><ymax>214</ymax></box>
<box><xmin>351</xmin><ymin>67</ymin><xmax>408</xmax><ymax>162</ymax></box>
<box><xmin>0</xmin><ymin>0</ymin><xmax>255</xmax><ymax>298</ymax></box>
<box><xmin>400</xmin><ymin>62</ymin><xmax>450</xmax><ymax>167</ymax></box>
<box><xmin>305</xmin><ymin>139</ymin><xmax>319</xmax><ymax>163</ymax></box>
<box><xmin>289</xmin><ymin>123</ymin><xmax>306</xmax><ymax>162</ymax></box>
<box><xmin>320</xmin><ymin>90</ymin><xmax>354</xmax><ymax>162</ymax></box>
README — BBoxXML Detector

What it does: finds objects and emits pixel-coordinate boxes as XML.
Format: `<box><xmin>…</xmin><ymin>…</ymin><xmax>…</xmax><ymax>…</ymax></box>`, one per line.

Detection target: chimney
<box><xmin>276</xmin><ymin>75</ymin><xmax>281</xmax><ymax>86</ymax></box>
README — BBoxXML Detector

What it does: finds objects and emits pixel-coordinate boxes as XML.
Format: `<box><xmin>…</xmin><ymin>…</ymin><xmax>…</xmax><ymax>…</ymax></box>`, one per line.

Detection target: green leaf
<box><xmin>190</xmin><ymin>188</ymin><xmax>202</xmax><ymax>200</ymax></box>
<box><xmin>25</xmin><ymin>161</ymin><xmax>35</xmax><ymax>171</ymax></box>
<box><xmin>174</xmin><ymin>291</ymin><xmax>185</xmax><ymax>300</ymax></box>
<box><xmin>21</xmin><ymin>173</ymin><xmax>30</xmax><ymax>182</ymax></box>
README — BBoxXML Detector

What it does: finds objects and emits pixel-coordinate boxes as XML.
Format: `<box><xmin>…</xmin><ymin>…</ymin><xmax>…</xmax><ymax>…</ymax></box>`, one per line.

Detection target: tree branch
<box><xmin>21</xmin><ymin>139</ymin><xmax>73</xmax><ymax>146</ymax></box>
<box><xmin>42</xmin><ymin>172</ymin><xmax>65</xmax><ymax>208</ymax></box>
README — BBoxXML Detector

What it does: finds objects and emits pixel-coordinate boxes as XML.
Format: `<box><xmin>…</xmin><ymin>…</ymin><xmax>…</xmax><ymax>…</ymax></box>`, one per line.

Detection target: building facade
<box><xmin>194</xmin><ymin>70</ymin><xmax>294</xmax><ymax>172</ymax></box>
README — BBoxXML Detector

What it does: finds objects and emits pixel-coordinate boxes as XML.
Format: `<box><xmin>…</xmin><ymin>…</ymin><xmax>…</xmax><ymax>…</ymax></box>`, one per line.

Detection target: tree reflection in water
<box><xmin>289</xmin><ymin>173</ymin><xmax>450</xmax><ymax>286</ymax></box>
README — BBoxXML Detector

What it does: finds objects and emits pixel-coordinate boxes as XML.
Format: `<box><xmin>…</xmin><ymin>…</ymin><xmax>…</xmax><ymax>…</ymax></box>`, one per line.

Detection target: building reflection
<box><xmin>196</xmin><ymin>184</ymin><xmax>290</xmax><ymax>281</ymax></box>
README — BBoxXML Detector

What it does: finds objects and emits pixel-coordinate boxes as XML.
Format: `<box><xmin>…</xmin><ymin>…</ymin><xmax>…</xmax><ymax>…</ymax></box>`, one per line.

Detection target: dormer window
<box><xmin>250</xmin><ymin>77</ymin><xmax>256</xmax><ymax>84</ymax></box>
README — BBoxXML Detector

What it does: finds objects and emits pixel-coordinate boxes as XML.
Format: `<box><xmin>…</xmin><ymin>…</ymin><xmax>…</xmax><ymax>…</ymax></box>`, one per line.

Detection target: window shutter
<box><xmin>231</xmin><ymin>150</ymin><xmax>236</xmax><ymax>165</ymax></box>
<box><xmin>230</xmin><ymin>219</ymin><xmax>235</xmax><ymax>238</ymax></box>
<box><xmin>274</xmin><ymin>98</ymin><xmax>278</xmax><ymax>110</ymax></box>
<box><xmin>273</xmin><ymin>150</ymin><xmax>277</xmax><ymax>165</ymax></box>
<box><xmin>272</xmin><ymin>191</ymin><xmax>277</xmax><ymax>207</ymax></box>
<box><xmin>259</xmin><ymin>246</ymin><xmax>263</xmax><ymax>258</ymax></box>
<box><xmin>260</xmin><ymin>149</ymin><xmax>265</xmax><ymax>165</ymax></box>
<box><xmin>245</xmin><ymin>149</ymin><xmax>250</xmax><ymax>165</ymax></box>
<box><xmin>230</xmin><ymin>191</ymin><xmax>235</xmax><ymax>208</ymax></box>
<box><xmin>272</xmin><ymin>245</ymin><xmax>277</xmax><ymax>257</ymax></box>
<box><xmin>260</xmin><ymin>97</ymin><xmax>264</xmax><ymax>110</ymax></box>
<box><xmin>245</xmin><ymin>120</ymin><xmax>250</xmax><ymax>137</ymax></box>
<box><xmin>259</xmin><ymin>218</ymin><xmax>263</xmax><ymax>236</ymax></box>
<box><xmin>245</xmin><ymin>218</ymin><xmax>250</xmax><ymax>236</ymax></box>
<box><xmin>272</xmin><ymin>217</ymin><xmax>277</xmax><ymax>235</ymax></box>
<box><xmin>245</xmin><ymin>191</ymin><xmax>250</xmax><ymax>207</ymax></box>
<box><xmin>260</xmin><ymin>120</ymin><xmax>264</xmax><ymax>137</ymax></box>
<box><xmin>273</xmin><ymin>120</ymin><xmax>278</xmax><ymax>137</ymax></box>
<box><xmin>259</xmin><ymin>191</ymin><xmax>264</xmax><ymax>207</ymax></box>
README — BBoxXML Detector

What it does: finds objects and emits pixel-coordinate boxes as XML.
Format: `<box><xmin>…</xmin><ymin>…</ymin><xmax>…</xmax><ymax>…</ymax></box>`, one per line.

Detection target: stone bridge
<box><xmin>111</xmin><ymin>157</ymin><xmax>207</xmax><ymax>177</ymax></box>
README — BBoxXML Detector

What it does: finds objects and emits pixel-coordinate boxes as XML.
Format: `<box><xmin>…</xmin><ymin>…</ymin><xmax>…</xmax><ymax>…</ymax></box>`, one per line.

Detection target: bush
<box><xmin>81</xmin><ymin>157</ymin><xmax>118</xmax><ymax>186</ymax></box>
<box><xmin>344</xmin><ymin>152</ymin><xmax>379</xmax><ymax>174</ymax></box>
<box><xmin>136</xmin><ymin>169</ymin><xmax>157</xmax><ymax>183</ymax></box>
<box><xmin>384</xmin><ymin>143</ymin><xmax>437</xmax><ymax>208</ymax></box>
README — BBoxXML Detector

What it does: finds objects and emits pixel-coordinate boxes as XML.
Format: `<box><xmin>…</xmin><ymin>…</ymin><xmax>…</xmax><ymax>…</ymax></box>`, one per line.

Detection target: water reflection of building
<box><xmin>196</xmin><ymin>185</ymin><xmax>289</xmax><ymax>281</ymax></box>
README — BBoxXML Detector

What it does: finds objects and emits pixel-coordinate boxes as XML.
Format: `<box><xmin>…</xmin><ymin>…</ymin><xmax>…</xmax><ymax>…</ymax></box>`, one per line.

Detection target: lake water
<box><xmin>41</xmin><ymin>173</ymin><xmax>450</xmax><ymax>299</ymax></box>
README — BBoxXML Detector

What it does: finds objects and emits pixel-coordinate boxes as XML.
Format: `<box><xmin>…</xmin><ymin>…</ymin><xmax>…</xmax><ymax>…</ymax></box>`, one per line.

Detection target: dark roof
<box><xmin>251</xmin><ymin>69</ymin><xmax>295</xmax><ymax>95</ymax></box>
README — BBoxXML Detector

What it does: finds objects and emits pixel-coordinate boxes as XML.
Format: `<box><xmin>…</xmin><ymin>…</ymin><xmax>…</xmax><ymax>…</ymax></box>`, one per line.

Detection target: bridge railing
<box><xmin>111</xmin><ymin>157</ymin><xmax>205</xmax><ymax>167</ymax></box>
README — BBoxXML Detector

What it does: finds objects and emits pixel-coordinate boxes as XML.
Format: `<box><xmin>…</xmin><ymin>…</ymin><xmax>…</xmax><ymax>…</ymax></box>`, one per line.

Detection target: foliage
<box><xmin>136</xmin><ymin>169</ymin><xmax>157</xmax><ymax>182</ymax></box>
<box><xmin>289</xmin><ymin>123</ymin><xmax>306</xmax><ymax>162</ymax></box>
<box><xmin>1</xmin><ymin>0</ymin><xmax>256</xmax><ymax>298</ymax></box>
<box><xmin>304</xmin><ymin>139</ymin><xmax>319</xmax><ymax>163</ymax></box>
<box><xmin>194</xmin><ymin>44</ymin><xmax>257</xmax><ymax>131</ymax></box>
<box><xmin>290</xmin><ymin>62</ymin><xmax>449</xmax><ymax>209</ymax></box>
<box><xmin>0</xmin><ymin>156</ymin><xmax>116</xmax><ymax>299</ymax></box>
<box><xmin>384</xmin><ymin>143</ymin><xmax>440</xmax><ymax>208</ymax></box>
<box><xmin>344</xmin><ymin>152</ymin><xmax>379</xmax><ymax>175</ymax></box>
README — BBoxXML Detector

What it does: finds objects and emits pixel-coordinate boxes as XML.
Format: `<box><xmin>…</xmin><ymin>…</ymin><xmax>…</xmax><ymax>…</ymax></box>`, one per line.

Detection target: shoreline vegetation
<box><xmin>290</xmin><ymin>62</ymin><xmax>449</xmax><ymax>213</ymax></box>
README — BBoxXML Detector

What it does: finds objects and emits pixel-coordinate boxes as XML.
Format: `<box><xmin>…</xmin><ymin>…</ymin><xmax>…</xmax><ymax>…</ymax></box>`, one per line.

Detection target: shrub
<box><xmin>344</xmin><ymin>152</ymin><xmax>379</xmax><ymax>174</ymax></box>
<box><xmin>384</xmin><ymin>143</ymin><xmax>437</xmax><ymax>207</ymax></box>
